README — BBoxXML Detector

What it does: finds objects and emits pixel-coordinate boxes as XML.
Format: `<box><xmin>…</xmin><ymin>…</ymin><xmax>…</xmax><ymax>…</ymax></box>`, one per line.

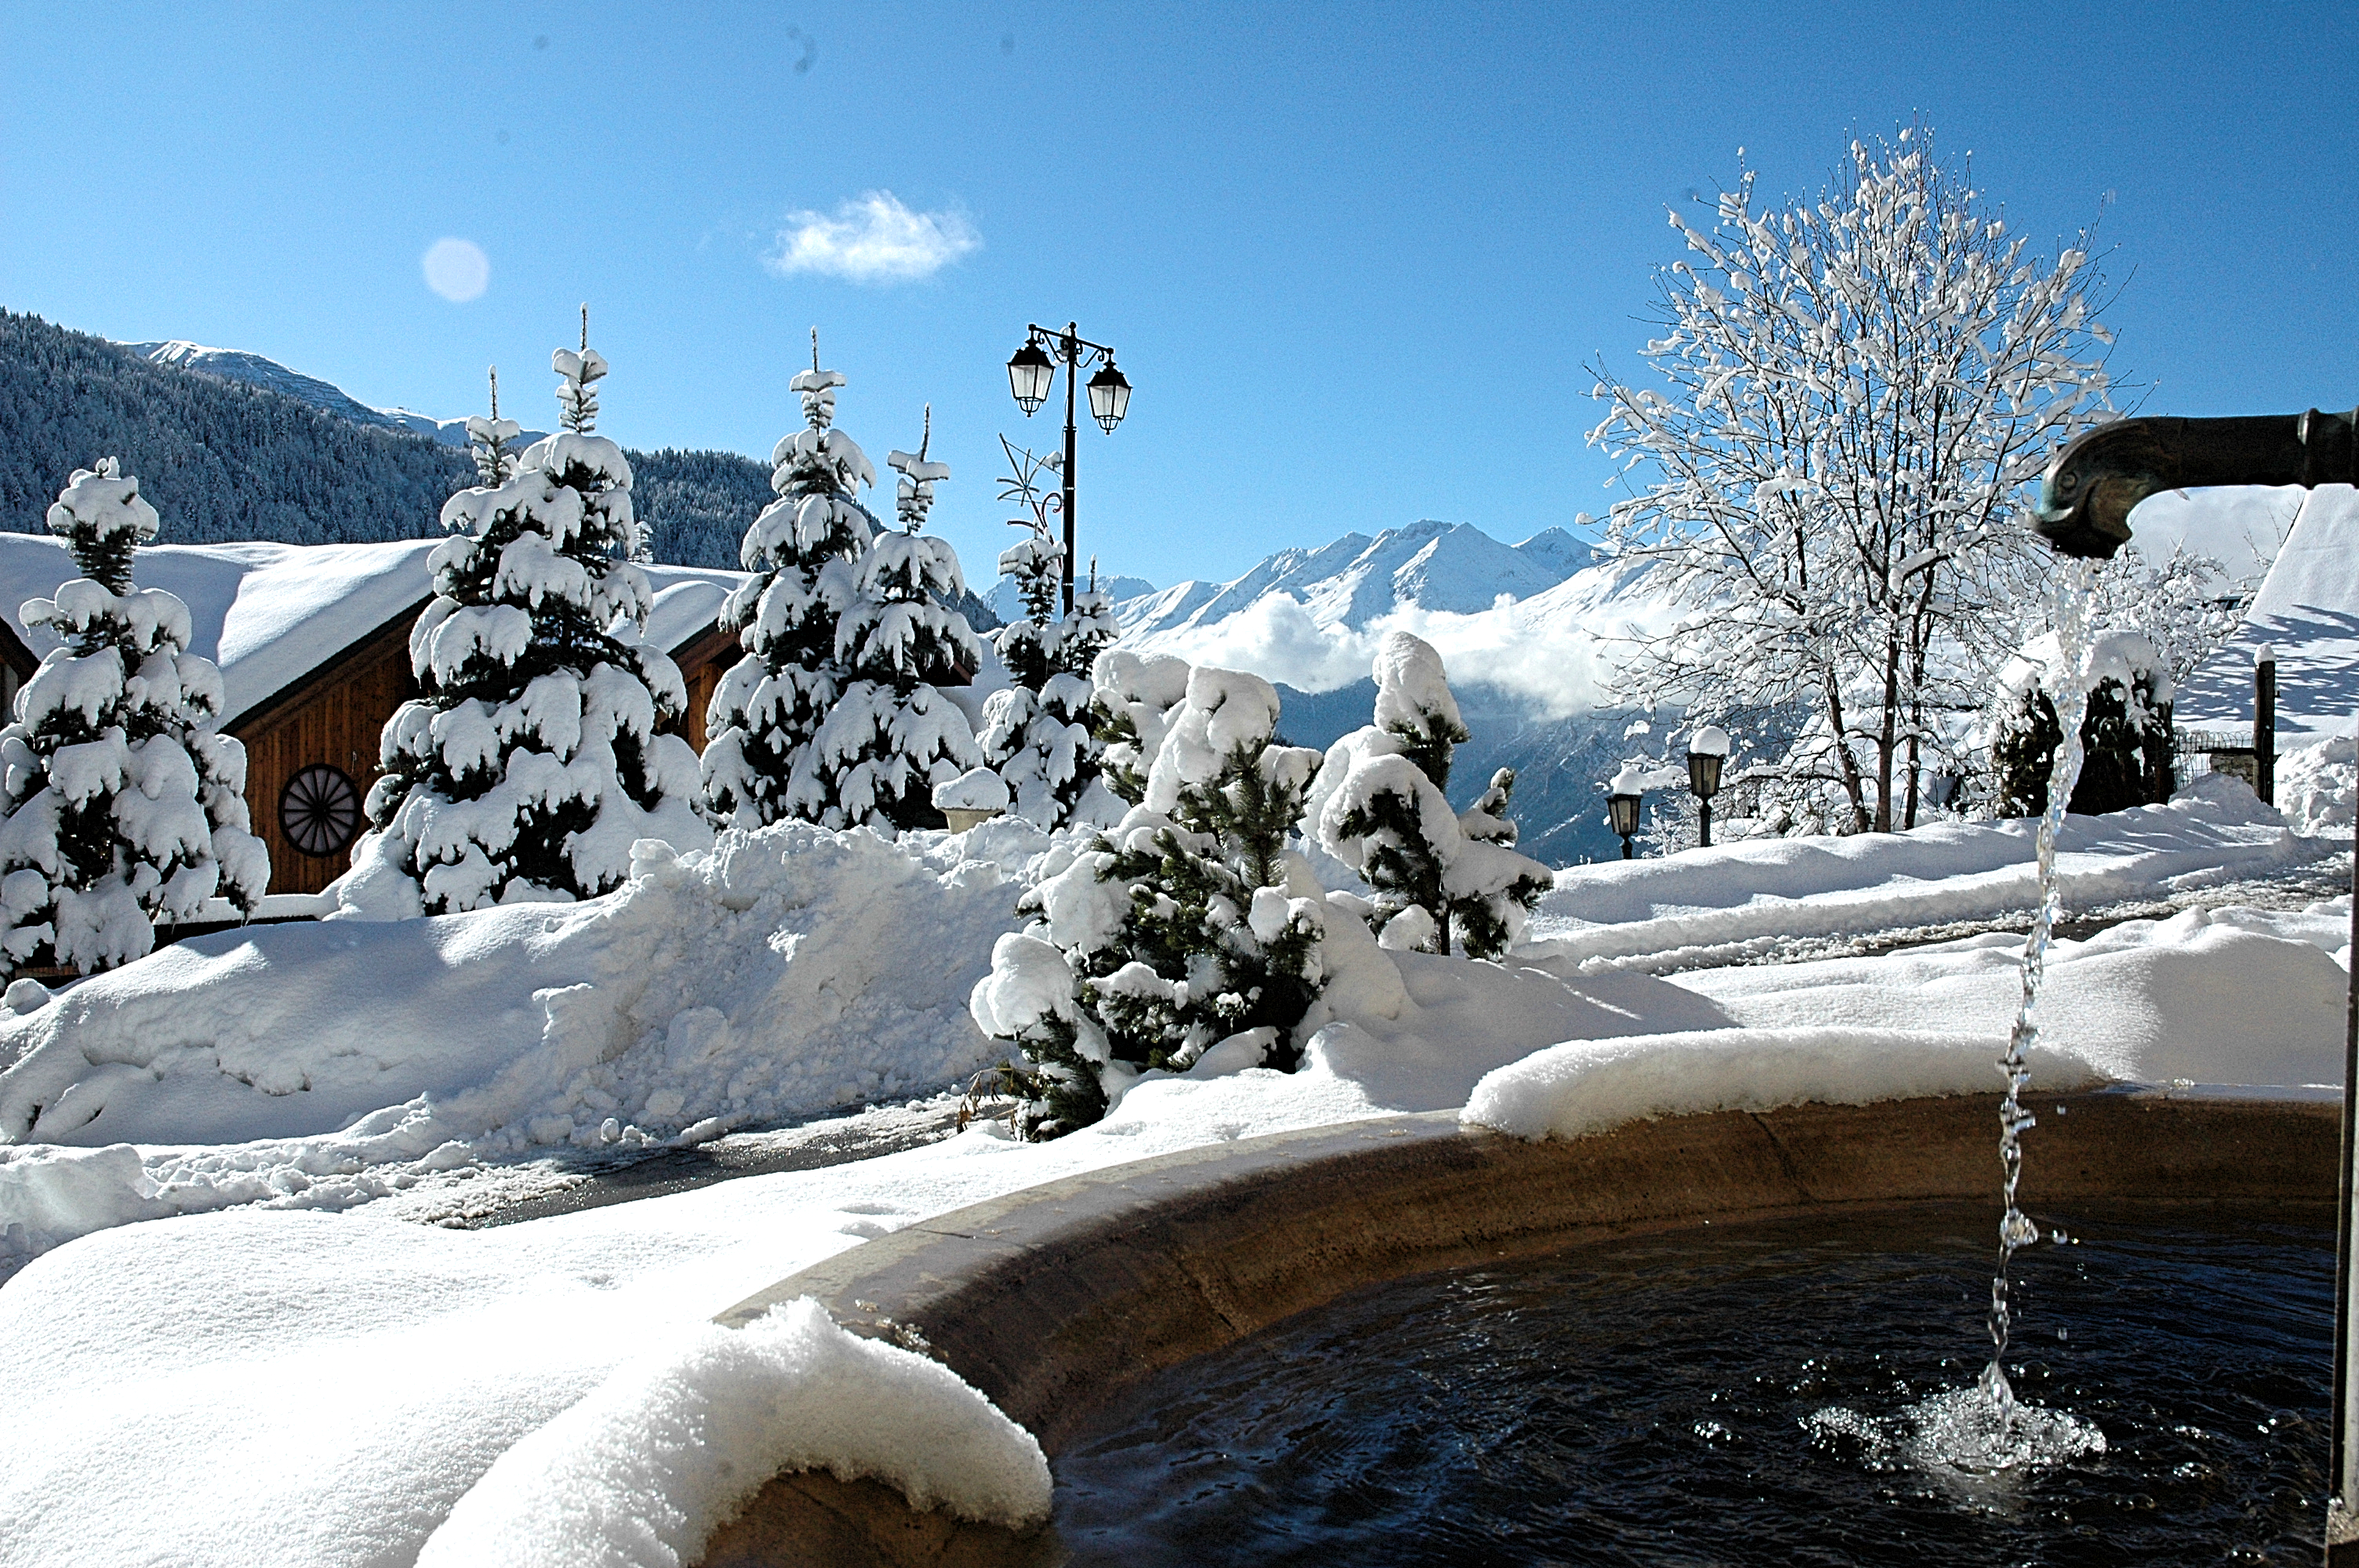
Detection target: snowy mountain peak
<box><xmin>1121</xmin><ymin>518</ymin><xmax>1595</xmax><ymax>642</ymax></box>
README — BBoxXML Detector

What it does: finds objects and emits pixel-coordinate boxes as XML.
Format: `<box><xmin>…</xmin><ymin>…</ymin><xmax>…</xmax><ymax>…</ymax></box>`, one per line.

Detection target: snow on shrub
<box><xmin>970</xmin><ymin>666</ymin><xmax>1332</xmax><ymax>1137</ymax></box>
<box><xmin>350</xmin><ymin>325</ymin><xmax>709</xmax><ymax>915</ymax></box>
<box><xmin>794</xmin><ymin>410</ymin><xmax>985</xmax><ymax>831</ymax></box>
<box><xmin>1089</xmin><ymin>647</ymin><xmax>1193</xmax><ymax>807</ymax></box>
<box><xmin>701</xmin><ymin>337</ymin><xmax>879</xmax><ymax>829</ymax></box>
<box><xmin>0</xmin><ymin>459</ymin><xmax>268</xmax><ymax>973</ymax></box>
<box><xmin>1307</xmin><ymin>632</ymin><xmax>1550</xmax><ymax>958</ymax></box>
<box><xmin>1988</xmin><ymin>630</ymin><xmax>2174</xmax><ymax>818</ymax></box>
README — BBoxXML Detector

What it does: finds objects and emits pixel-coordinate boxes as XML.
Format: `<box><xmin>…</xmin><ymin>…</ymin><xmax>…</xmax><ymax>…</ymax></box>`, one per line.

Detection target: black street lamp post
<box><xmin>1006</xmin><ymin>321</ymin><xmax>1132</xmax><ymax>613</ymax></box>
<box><xmin>1607</xmin><ymin>764</ymin><xmax>1645</xmax><ymax>861</ymax></box>
<box><xmin>1687</xmin><ymin>726</ymin><xmax>1729</xmax><ymax>849</ymax></box>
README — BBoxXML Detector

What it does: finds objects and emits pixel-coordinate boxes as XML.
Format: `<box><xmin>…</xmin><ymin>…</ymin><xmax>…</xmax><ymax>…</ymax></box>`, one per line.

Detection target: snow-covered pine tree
<box><xmin>700</xmin><ymin>333</ymin><xmax>877</xmax><ymax>829</ymax></box>
<box><xmin>976</xmin><ymin>448</ymin><xmax>1121</xmax><ymax>828</ymax></box>
<box><xmin>1308</xmin><ymin>632</ymin><xmax>1550</xmax><ymax>959</ymax></box>
<box><xmin>354</xmin><ymin>326</ymin><xmax>708</xmax><ymax>914</ymax></box>
<box><xmin>794</xmin><ymin>408</ymin><xmax>984</xmax><ymax>831</ymax></box>
<box><xmin>0</xmin><ymin>459</ymin><xmax>268</xmax><ymax>973</ymax></box>
<box><xmin>969</xmin><ymin>667</ymin><xmax>1330</xmax><ymax>1137</ymax></box>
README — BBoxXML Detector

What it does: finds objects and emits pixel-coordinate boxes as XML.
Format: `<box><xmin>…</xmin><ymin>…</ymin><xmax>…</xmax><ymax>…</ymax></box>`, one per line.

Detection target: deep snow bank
<box><xmin>1526</xmin><ymin>777</ymin><xmax>2332</xmax><ymax>967</ymax></box>
<box><xmin>0</xmin><ymin>822</ymin><xmax>1027</xmax><ymax>1151</ymax></box>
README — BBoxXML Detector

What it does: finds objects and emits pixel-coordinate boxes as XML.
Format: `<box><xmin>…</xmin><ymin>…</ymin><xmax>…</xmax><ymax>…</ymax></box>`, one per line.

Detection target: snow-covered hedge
<box><xmin>1989</xmin><ymin>630</ymin><xmax>2174</xmax><ymax>818</ymax></box>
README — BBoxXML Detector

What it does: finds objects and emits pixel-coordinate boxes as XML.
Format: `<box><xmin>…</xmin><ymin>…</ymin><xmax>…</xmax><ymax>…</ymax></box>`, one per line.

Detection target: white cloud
<box><xmin>1132</xmin><ymin>590</ymin><xmax>1666</xmax><ymax>720</ymax></box>
<box><xmin>764</xmin><ymin>191</ymin><xmax>980</xmax><ymax>285</ymax></box>
<box><xmin>420</xmin><ymin>238</ymin><xmax>489</xmax><ymax>303</ymax></box>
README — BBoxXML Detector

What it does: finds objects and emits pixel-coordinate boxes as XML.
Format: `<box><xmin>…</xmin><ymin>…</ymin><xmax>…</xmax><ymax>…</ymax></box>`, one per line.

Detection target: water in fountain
<box><xmin>1822</xmin><ymin>557</ymin><xmax>2110</xmax><ymax>1478</ymax></box>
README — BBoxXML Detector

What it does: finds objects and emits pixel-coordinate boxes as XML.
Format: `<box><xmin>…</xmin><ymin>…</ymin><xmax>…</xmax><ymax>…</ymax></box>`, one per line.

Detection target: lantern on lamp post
<box><xmin>1687</xmin><ymin>726</ymin><xmax>1729</xmax><ymax>848</ymax></box>
<box><xmin>1005</xmin><ymin>321</ymin><xmax>1132</xmax><ymax>613</ymax></box>
<box><xmin>1606</xmin><ymin>762</ymin><xmax>1646</xmax><ymax>861</ymax></box>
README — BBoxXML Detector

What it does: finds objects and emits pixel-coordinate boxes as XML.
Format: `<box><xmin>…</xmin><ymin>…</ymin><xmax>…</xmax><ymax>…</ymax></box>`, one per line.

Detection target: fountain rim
<box><xmin>714</xmin><ymin>1085</ymin><xmax>2335</xmax><ymax>1454</ymax></box>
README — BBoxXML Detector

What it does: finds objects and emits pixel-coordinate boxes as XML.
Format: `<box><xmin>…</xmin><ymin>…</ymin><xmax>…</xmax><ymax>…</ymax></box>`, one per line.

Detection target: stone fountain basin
<box><xmin>697</xmin><ymin>1087</ymin><xmax>2339</xmax><ymax>1567</ymax></box>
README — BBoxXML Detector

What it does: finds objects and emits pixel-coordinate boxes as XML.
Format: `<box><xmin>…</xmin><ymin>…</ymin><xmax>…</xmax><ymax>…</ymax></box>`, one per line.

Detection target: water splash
<box><xmin>1980</xmin><ymin>556</ymin><xmax>2095</xmax><ymax>1438</ymax></box>
<box><xmin>1821</xmin><ymin>558</ymin><xmax>2110</xmax><ymax>1482</ymax></box>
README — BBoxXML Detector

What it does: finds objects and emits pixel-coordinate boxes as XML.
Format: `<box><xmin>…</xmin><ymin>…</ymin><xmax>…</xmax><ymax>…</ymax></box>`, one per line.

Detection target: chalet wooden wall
<box><xmin>225</xmin><ymin>614</ymin><xmax>747</xmax><ymax>898</ymax></box>
<box><xmin>231</xmin><ymin>612</ymin><xmax>418</xmax><ymax>897</ymax></box>
<box><xmin>667</xmin><ymin>624</ymin><xmax>741</xmax><ymax>754</ymax></box>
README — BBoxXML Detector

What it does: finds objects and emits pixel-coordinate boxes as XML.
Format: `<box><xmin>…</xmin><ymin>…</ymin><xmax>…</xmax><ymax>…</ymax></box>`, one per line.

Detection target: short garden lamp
<box><xmin>1606</xmin><ymin>762</ymin><xmax>1646</xmax><ymax>861</ymax></box>
<box><xmin>1687</xmin><ymin>726</ymin><xmax>1730</xmax><ymax>848</ymax></box>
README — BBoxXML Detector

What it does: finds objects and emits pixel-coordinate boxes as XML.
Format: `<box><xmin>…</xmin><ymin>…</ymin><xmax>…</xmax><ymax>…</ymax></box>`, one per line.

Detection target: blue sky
<box><xmin>2</xmin><ymin>2</ymin><xmax>2353</xmax><ymax>590</ymax></box>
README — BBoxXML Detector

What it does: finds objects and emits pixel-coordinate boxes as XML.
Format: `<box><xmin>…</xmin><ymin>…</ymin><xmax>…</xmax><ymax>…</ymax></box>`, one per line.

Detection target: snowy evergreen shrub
<box><xmin>353</xmin><ymin>331</ymin><xmax>709</xmax><ymax>914</ymax></box>
<box><xmin>969</xmin><ymin>667</ymin><xmax>1330</xmax><ymax>1138</ymax></box>
<box><xmin>0</xmin><ymin>459</ymin><xmax>269</xmax><ymax>973</ymax></box>
<box><xmin>794</xmin><ymin>410</ymin><xmax>984</xmax><ymax>831</ymax></box>
<box><xmin>700</xmin><ymin>340</ymin><xmax>878</xmax><ymax>829</ymax></box>
<box><xmin>1988</xmin><ymin>631</ymin><xmax>2174</xmax><ymax>818</ymax></box>
<box><xmin>1307</xmin><ymin>633</ymin><xmax>1550</xmax><ymax>958</ymax></box>
<box><xmin>975</xmin><ymin>507</ymin><xmax>1121</xmax><ymax>828</ymax></box>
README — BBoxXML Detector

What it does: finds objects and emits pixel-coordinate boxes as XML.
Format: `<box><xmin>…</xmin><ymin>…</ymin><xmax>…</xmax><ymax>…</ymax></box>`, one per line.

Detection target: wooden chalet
<box><xmin>0</xmin><ymin>537</ymin><xmax>751</xmax><ymax>897</ymax></box>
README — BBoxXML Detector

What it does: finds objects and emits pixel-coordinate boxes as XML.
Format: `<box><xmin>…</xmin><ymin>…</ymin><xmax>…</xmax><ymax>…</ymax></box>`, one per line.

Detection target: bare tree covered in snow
<box><xmin>1307</xmin><ymin>633</ymin><xmax>1550</xmax><ymax>957</ymax></box>
<box><xmin>351</xmin><ymin>330</ymin><xmax>708</xmax><ymax>915</ymax></box>
<box><xmin>0</xmin><ymin>459</ymin><xmax>268</xmax><ymax>973</ymax></box>
<box><xmin>700</xmin><ymin>336</ymin><xmax>878</xmax><ymax>829</ymax></box>
<box><xmin>1591</xmin><ymin>127</ymin><xmax>2117</xmax><ymax>833</ymax></box>
<box><xmin>795</xmin><ymin>408</ymin><xmax>985</xmax><ymax>831</ymax></box>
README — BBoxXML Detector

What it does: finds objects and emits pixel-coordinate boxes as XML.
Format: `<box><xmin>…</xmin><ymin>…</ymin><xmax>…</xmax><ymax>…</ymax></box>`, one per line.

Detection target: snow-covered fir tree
<box><xmin>1307</xmin><ymin>633</ymin><xmax>1550</xmax><ymax>958</ymax></box>
<box><xmin>975</xmin><ymin>444</ymin><xmax>1122</xmax><ymax>828</ymax></box>
<box><xmin>794</xmin><ymin>408</ymin><xmax>985</xmax><ymax>830</ymax></box>
<box><xmin>969</xmin><ymin>667</ymin><xmax>1331</xmax><ymax>1137</ymax></box>
<box><xmin>351</xmin><ymin>328</ymin><xmax>708</xmax><ymax>914</ymax></box>
<box><xmin>700</xmin><ymin>334</ymin><xmax>878</xmax><ymax>829</ymax></box>
<box><xmin>0</xmin><ymin>459</ymin><xmax>268</xmax><ymax>973</ymax></box>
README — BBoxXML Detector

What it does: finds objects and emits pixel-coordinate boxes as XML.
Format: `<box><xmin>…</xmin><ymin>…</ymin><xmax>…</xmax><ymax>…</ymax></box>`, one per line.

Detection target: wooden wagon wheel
<box><xmin>279</xmin><ymin>764</ymin><xmax>360</xmax><ymax>858</ymax></box>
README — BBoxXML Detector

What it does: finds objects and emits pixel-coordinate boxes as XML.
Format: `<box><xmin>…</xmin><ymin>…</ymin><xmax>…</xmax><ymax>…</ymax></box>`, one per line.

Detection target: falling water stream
<box><xmin>1818</xmin><ymin>557</ymin><xmax>2111</xmax><ymax>1478</ymax></box>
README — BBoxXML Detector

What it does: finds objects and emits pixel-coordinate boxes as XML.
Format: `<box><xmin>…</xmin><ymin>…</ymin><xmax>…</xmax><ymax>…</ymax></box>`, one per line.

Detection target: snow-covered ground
<box><xmin>1</xmin><ymin>770</ymin><xmax>2350</xmax><ymax>1566</ymax></box>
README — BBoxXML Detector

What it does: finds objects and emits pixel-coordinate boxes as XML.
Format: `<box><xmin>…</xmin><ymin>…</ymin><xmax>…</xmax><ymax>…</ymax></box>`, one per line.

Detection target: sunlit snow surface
<box><xmin>0</xmin><ymin>772</ymin><xmax>2350</xmax><ymax>1566</ymax></box>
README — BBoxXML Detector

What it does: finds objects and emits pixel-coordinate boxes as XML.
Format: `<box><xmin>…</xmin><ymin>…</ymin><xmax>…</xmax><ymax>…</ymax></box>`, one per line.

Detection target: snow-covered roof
<box><xmin>2177</xmin><ymin>484</ymin><xmax>2359</xmax><ymax>740</ymax></box>
<box><xmin>641</xmin><ymin>562</ymin><xmax>748</xmax><ymax>654</ymax></box>
<box><xmin>0</xmin><ymin>532</ymin><xmax>438</xmax><ymax>725</ymax></box>
<box><xmin>0</xmin><ymin>534</ymin><xmax>751</xmax><ymax>728</ymax></box>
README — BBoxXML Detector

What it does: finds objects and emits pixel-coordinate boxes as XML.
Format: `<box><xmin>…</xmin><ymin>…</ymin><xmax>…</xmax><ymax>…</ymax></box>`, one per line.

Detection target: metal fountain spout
<box><xmin>2033</xmin><ymin>407</ymin><xmax>2359</xmax><ymax>560</ymax></box>
<box><xmin>2033</xmin><ymin>405</ymin><xmax>2359</xmax><ymax>1564</ymax></box>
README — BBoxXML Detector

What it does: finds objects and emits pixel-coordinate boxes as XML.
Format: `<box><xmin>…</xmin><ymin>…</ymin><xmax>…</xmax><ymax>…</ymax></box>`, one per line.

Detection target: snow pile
<box><xmin>415</xmin><ymin>1296</ymin><xmax>1049</xmax><ymax>1568</ymax></box>
<box><xmin>0</xmin><ymin>824</ymin><xmax>1023</xmax><ymax>1149</ymax></box>
<box><xmin>2276</xmin><ymin>732</ymin><xmax>2357</xmax><ymax>837</ymax></box>
<box><xmin>1685</xmin><ymin>900</ymin><xmax>2352</xmax><ymax>1089</ymax></box>
<box><xmin>1466</xmin><ymin>1026</ymin><xmax>2104</xmax><ymax>1142</ymax></box>
<box><xmin>1527</xmin><ymin>776</ymin><xmax>2332</xmax><ymax>969</ymax></box>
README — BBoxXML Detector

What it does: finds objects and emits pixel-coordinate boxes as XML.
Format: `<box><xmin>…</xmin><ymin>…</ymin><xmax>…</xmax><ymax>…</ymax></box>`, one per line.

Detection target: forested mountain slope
<box><xmin>0</xmin><ymin>310</ymin><xmax>787</xmax><ymax>574</ymax></box>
